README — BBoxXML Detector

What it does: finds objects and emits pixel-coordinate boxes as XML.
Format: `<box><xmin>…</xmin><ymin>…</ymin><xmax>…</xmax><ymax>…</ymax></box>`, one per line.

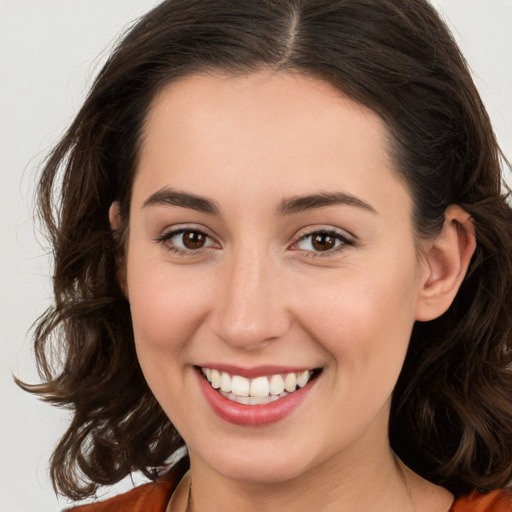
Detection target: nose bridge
<box><xmin>214</xmin><ymin>243</ymin><xmax>290</xmax><ymax>350</ymax></box>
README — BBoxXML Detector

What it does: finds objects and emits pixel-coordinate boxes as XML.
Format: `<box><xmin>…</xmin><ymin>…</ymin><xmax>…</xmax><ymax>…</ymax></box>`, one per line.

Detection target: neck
<box><xmin>187</xmin><ymin>439</ymin><xmax>414</xmax><ymax>512</ymax></box>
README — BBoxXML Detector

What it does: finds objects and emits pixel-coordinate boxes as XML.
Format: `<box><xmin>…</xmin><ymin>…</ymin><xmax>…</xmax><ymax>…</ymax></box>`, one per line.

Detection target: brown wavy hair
<box><xmin>19</xmin><ymin>0</ymin><xmax>512</xmax><ymax>500</ymax></box>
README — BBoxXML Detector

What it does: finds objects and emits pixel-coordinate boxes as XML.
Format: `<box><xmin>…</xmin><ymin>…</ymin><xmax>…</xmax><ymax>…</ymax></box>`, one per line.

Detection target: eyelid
<box><xmin>289</xmin><ymin>226</ymin><xmax>357</xmax><ymax>256</ymax></box>
<box><xmin>154</xmin><ymin>223</ymin><xmax>356</xmax><ymax>257</ymax></box>
<box><xmin>295</xmin><ymin>224</ymin><xmax>355</xmax><ymax>240</ymax></box>
<box><xmin>155</xmin><ymin>224</ymin><xmax>221</xmax><ymax>254</ymax></box>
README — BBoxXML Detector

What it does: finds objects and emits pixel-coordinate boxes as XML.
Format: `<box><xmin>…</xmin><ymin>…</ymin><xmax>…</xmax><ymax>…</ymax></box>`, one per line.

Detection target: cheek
<box><xmin>126</xmin><ymin>258</ymin><xmax>215</xmax><ymax>423</ymax></box>
<box><xmin>292</xmin><ymin>257</ymin><xmax>419</xmax><ymax>376</ymax></box>
<box><xmin>126</xmin><ymin>257</ymin><xmax>212</xmax><ymax>362</ymax></box>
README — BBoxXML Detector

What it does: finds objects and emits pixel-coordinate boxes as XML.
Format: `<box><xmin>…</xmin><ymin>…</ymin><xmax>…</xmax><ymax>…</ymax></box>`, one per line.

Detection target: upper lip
<box><xmin>196</xmin><ymin>364</ymin><xmax>318</xmax><ymax>378</ymax></box>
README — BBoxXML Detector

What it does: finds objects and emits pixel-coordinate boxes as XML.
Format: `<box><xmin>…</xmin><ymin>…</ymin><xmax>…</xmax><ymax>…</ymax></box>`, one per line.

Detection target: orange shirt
<box><xmin>450</xmin><ymin>490</ymin><xmax>512</xmax><ymax>512</ymax></box>
<box><xmin>65</xmin><ymin>475</ymin><xmax>512</xmax><ymax>512</ymax></box>
<box><xmin>63</xmin><ymin>476</ymin><xmax>176</xmax><ymax>512</ymax></box>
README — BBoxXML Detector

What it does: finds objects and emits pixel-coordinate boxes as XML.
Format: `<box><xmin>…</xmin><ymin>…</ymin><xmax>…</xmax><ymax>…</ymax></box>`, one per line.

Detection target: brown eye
<box><xmin>182</xmin><ymin>230</ymin><xmax>207</xmax><ymax>249</ymax></box>
<box><xmin>311</xmin><ymin>233</ymin><xmax>336</xmax><ymax>251</ymax></box>
<box><xmin>157</xmin><ymin>228</ymin><xmax>216</xmax><ymax>253</ymax></box>
<box><xmin>295</xmin><ymin>229</ymin><xmax>352</xmax><ymax>254</ymax></box>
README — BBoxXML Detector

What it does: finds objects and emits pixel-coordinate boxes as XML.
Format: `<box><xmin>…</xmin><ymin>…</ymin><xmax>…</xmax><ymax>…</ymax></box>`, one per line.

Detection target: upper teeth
<box><xmin>202</xmin><ymin>368</ymin><xmax>313</xmax><ymax>398</ymax></box>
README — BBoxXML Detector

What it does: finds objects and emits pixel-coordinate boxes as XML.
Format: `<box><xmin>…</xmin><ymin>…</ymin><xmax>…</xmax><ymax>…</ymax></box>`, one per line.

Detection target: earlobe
<box><xmin>108</xmin><ymin>201</ymin><xmax>129</xmax><ymax>298</ymax></box>
<box><xmin>109</xmin><ymin>201</ymin><xmax>122</xmax><ymax>231</ymax></box>
<box><xmin>415</xmin><ymin>205</ymin><xmax>476</xmax><ymax>321</ymax></box>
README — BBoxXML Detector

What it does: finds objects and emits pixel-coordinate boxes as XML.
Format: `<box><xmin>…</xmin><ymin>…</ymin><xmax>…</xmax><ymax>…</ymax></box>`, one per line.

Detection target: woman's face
<box><xmin>124</xmin><ymin>71</ymin><xmax>430</xmax><ymax>483</ymax></box>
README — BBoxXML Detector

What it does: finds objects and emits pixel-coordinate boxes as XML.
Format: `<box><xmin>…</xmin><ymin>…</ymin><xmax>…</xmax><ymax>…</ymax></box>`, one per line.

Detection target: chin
<box><xmin>189</xmin><ymin>435</ymin><xmax>324</xmax><ymax>485</ymax></box>
<box><xmin>215</xmin><ymin>457</ymin><xmax>310</xmax><ymax>485</ymax></box>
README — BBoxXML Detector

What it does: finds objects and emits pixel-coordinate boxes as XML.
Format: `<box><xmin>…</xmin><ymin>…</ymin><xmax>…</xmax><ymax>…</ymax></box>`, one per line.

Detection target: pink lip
<box><xmin>196</xmin><ymin>368</ymin><xmax>317</xmax><ymax>427</ymax></box>
<box><xmin>197</xmin><ymin>364</ymin><xmax>314</xmax><ymax>378</ymax></box>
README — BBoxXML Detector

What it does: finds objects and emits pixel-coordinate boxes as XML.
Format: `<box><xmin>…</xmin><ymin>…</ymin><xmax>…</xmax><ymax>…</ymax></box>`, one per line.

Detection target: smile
<box><xmin>201</xmin><ymin>367</ymin><xmax>315</xmax><ymax>405</ymax></box>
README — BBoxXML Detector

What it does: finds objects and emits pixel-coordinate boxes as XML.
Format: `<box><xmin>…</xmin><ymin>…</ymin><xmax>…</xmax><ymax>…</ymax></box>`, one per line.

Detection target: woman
<box><xmin>21</xmin><ymin>0</ymin><xmax>512</xmax><ymax>510</ymax></box>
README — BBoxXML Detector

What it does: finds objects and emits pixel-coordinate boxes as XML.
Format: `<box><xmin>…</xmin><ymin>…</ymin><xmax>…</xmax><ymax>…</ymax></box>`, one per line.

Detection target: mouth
<box><xmin>200</xmin><ymin>367</ymin><xmax>321</xmax><ymax>406</ymax></box>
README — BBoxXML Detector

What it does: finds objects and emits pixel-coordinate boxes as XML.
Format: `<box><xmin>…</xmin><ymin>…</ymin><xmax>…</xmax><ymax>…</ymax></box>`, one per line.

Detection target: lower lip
<box><xmin>196</xmin><ymin>370</ymin><xmax>316</xmax><ymax>426</ymax></box>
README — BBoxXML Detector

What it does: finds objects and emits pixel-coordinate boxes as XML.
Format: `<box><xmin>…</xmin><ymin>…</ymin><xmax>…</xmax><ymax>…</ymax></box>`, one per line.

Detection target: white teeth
<box><xmin>297</xmin><ymin>370</ymin><xmax>310</xmax><ymax>388</ymax></box>
<box><xmin>284</xmin><ymin>372</ymin><xmax>297</xmax><ymax>392</ymax></box>
<box><xmin>220</xmin><ymin>372</ymin><xmax>231</xmax><ymax>392</ymax></box>
<box><xmin>250</xmin><ymin>376</ymin><xmax>270</xmax><ymax>398</ymax></box>
<box><xmin>202</xmin><ymin>367</ymin><xmax>316</xmax><ymax>405</ymax></box>
<box><xmin>269</xmin><ymin>374</ymin><xmax>285</xmax><ymax>395</ymax></box>
<box><xmin>231</xmin><ymin>375</ymin><xmax>250</xmax><ymax>397</ymax></box>
<box><xmin>220</xmin><ymin>390</ymin><xmax>290</xmax><ymax>405</ymax></box>
<box><xmin>249</xmin><ymin>396</ymin><xmax>270</xmax><ymax>405</ymax></box>
<box><xmin>210</xmin><ymin>369</ymin><xmax>221</xmax><ymax>389</ymax></box>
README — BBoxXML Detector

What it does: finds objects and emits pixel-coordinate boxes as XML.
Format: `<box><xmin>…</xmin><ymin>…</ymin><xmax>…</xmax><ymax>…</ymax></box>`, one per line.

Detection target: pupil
<box><xmin>312</xmin><ymin>233</ymin><xmax>335</xmax><ymax>251</ymax></box>
<box><xmin>183</xmin><ymin>231</ymin><xmax>205</xmax><ymax>249</ymax></box>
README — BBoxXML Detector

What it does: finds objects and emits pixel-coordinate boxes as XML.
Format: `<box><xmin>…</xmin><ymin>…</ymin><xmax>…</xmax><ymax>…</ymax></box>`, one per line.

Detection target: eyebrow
<box><xmin>277</xmin><ymin>192</ymin><xmax>377</xmax><ymax>215</ymax></box>
<box><xmin>142</xmin><ymin>187</ymin><xmax>377</xmax><ymax>216</ymax></box>
<box><xmin>142</xmin><ymin>187</ymin><xmax>220</xmax><ymax>215</ymax></box>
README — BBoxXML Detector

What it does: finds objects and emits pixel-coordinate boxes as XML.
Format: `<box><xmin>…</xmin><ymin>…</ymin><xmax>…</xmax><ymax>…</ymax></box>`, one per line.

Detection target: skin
<box><xmin>111</xmin><ymin>71</ymin><xmax>475</xmax><ymax>511</ymax></box>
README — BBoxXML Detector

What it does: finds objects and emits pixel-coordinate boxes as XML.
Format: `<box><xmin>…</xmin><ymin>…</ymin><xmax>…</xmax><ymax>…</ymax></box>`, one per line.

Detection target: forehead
<box><xmin>133</xmin><ymin>71</ymin><xmax>411</xmax><ymax>217</ymax></box>
<box><xmin>142</xmin><ymin>70</ymin><xmax>388</xmax><ymax>159</ymax></box>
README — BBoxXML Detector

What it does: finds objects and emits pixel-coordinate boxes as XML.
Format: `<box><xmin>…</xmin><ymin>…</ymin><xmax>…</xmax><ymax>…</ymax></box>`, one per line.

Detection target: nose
<box><xmin>212</xmin><ymin>247</ymin><xmax>291</xmax><ymax>351</ymax></box>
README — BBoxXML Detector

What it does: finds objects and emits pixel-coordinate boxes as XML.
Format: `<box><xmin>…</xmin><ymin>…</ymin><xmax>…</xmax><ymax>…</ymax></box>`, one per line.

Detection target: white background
<box><xmin>1</xmin><ymin>1</ymin><xmax>511</xmax><ymax>511</ymax></box>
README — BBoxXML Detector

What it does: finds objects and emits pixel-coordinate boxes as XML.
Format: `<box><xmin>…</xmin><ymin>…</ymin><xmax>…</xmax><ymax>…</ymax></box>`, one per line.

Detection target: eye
<box><xmin>156</xmin><ymin>228</ymin><xmax>218</xmax><ymax>254</ymax></box>
<box><xmin>293</xmin><ymin>229</ymin><xmax>354</xmax><ymax>254</ymax></box>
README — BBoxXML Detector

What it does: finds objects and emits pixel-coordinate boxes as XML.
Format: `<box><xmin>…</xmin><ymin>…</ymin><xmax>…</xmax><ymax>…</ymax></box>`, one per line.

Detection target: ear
<box><xmin>415</xmin><ymin>205</ymin><xmax>476</xmax><ymax>321</ymax></box>
<box><xmin>109</xmin><ymin>201</ymin><xmax>122</xmax><ymax>231</ymax></box>
<box><xmin>108</xmin><ymin>201</ymin><xmax>128</xmax><ymax>297</ymax></box>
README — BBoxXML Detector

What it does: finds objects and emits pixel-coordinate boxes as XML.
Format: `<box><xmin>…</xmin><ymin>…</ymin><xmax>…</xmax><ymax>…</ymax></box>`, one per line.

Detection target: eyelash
<box><xmin>155</xmin><ymin>227</ymin><xmax>355</xmax><ymax>257</ymax></box>
<box><xmin>155</xmin><ymin>227</ymin><xmax>217</xmax><ymax>256</ymax></box>
<box><xmin>292</xmin><ymin>229</ymin><xmax>355</xmax><ymax>258</ymax></box>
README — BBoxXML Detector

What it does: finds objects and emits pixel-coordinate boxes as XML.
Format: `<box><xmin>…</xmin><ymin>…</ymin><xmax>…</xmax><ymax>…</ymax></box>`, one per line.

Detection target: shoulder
<box><xmin>63</xmin><ymin>470</ymin><xmax>180</xmax><ymax>512</ymax></box>
<box><xmin>451</xmin><ymin>490</ymin><xmax>512</xmax><ymax>512</ymax></box>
